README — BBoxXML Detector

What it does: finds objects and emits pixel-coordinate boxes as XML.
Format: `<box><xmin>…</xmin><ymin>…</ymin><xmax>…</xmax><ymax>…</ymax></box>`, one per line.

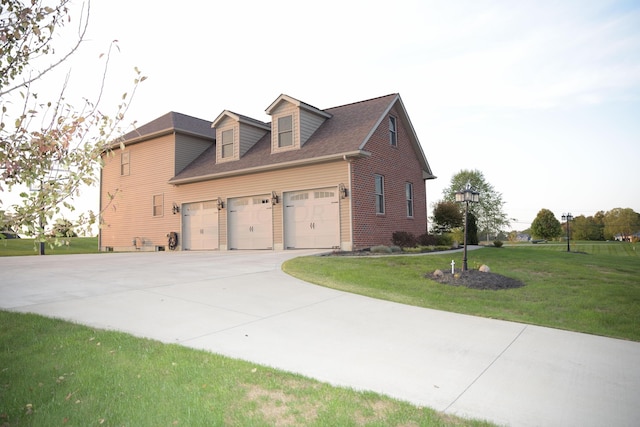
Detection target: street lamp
<box><xmin>455</xmin><ymin>183</ymin><xmax>480</xmax><ymax>271</ymax></box>
<box><xmin>562</xmin><ymin>213</ymin><xmax>573</xmax><ymax>252</ymax></box>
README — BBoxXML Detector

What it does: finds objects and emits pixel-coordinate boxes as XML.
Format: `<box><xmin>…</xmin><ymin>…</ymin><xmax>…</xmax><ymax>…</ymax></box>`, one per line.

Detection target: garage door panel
<box><xmin>284</xmin><ymin>187</ymin><xmax>339</xmax><ymax>249</ymax></box>
<box><xmin>228</xmin><ymin>195</ymin><xmax>273</xmax><ymax>250</ymax></box>
<box><xmin>182</xmin><ymin>201</ymin><xmax>219</xmax><ymax>250</ymax></box>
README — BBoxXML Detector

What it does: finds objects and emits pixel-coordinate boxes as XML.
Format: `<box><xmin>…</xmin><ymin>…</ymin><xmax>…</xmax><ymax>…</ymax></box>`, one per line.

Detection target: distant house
<box><xmin>99</xmin><ymin>94</ymin><xmax>436</xmax><ymax>252</ymax></box>
<box><xmin>614</xmin><ymin>232</ymin><xmax>640</xmax><ymax>242</ymax></box>
<box><xmin>515</xmin><ymin>233</ymin><xmax>531</xmax><ymax>242</ymax></box>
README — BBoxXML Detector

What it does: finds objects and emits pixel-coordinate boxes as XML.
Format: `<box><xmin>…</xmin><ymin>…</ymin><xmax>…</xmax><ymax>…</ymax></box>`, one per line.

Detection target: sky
<box><xmin>3</xmin><ymin>0</ymin><xmax>640</xmax><ymax>232</ymax></box>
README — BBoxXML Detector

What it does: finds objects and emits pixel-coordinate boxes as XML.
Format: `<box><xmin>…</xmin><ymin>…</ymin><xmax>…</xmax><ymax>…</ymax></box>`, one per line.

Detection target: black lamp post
<box><xmin>455</xmin><ymin>183</ymin><xmax>480</xmax><ymax>271</ymax></box>
<box><xmin>562</xmin><ymin>213</ymin><xmax>573</xmax><ymax>252</ymax></box>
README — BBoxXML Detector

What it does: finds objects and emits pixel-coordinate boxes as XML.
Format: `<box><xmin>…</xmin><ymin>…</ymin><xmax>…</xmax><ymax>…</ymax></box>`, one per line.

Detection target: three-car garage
<box><xmin>181</xmin><ymin>186</ymin><xmax>342</xmax><ymax>251</ymax></box>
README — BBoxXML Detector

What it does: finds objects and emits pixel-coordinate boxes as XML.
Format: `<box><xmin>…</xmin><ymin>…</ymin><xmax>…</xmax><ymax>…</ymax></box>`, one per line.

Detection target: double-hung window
<box><xmin>389</xmin><ymin>116</ymin><xmax>397</xmax><ymax>147</ymax></box>
<box><xmin>221</xmin><ymin>129</ymin><xmax>234</xmax><ymax>158</ymax></box>
<box><xmin>120</xmin><ymin>151</ymin><xmax>130</xmax><ymax>176</ymax></box>
<box><xmin>278</xmin><ymin>115</ymin><xmax>293</xmax><ymax>147</ymax></box>
<box><xmin>406</xmin><ymin>182</ymin><xmax>414</xmax><ymax>217</ymax></box>
<box><xmin>375</xmin><ymin>174</ymin><xmax>385</xmax><ymax>214</ymax></box>
<box><xmin>153</xmin><ymin>194</ymin><xmax>164</xmax><ymax>217</ymax></box>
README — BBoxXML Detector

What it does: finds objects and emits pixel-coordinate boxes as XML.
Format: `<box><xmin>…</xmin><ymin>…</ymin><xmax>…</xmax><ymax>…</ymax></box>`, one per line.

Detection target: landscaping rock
<box><xmin>479</xmin><ymin>264</ymin><xmax>490</xmax><ymax>273</ymax></box>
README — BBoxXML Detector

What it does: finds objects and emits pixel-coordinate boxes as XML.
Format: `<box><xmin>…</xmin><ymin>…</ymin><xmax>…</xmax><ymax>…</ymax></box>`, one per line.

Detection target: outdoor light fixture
<box><xmin>455</xmin><ymin>182</ymin><xmax>480</xmax><ymax>271</ymax></box>
<box><xmin>217</xmin><ymin>197</ymin><xmax>224</xmax><ymax>210</ymax></box>
<box><xmin>339</xmin><ymin>183</ymin><xmax>348</xmax><ymax>199</ymax></box>
<box><xmin>562</xmin><ymin>212</ymin><xmax>573</xmax><ymax>252</ymax></box>
<box><xmin>172</xmin><ymin>202</ymin><xmax>180</xmax><ymax>214</ymax></box>
<box><xmin>271</xmin><ymin>191</ymin><xmax>279</xmax><ymax>205</ymax></box>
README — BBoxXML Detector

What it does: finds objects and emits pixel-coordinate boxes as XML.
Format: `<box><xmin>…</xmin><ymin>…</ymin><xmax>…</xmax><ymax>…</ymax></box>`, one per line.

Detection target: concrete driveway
<box><xmin>1</xmin><ymin>250</ymin><xmax>639</xmax><ymax>426</ymax></box>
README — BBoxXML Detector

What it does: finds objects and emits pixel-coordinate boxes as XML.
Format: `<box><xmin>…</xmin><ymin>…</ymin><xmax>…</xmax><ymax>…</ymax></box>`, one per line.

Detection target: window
<box><xmin>406</xmin><ymin>182</ymin><xmax>414</xmax><ymax>217</ymax></box>
<box><xmin>221</xmin><ymin>129</ymin><xmax>234</xmax><ymax>158</ymax></box>
<box><xmin>389</xmin><ymin>116</ymin><xmax>397</xmax><ymax>147</ymax></box>
<box><xmin>153</xmin><ymin>194</ymin><xmax>164</xmax><ymax>217</ymax></box>
<box><xmin>278</xmin><ymin>115</ymin><xmax>293</xmax><ymax>147</ymax></box>
<box><xmin>375</xmin><ymin>174</ymin><xmax>385</xmax><ymax>214</ymax></box>
<box><xmin>121</xmin><ymin>151</ymin><xmax>130</xmax><ymax>176</ymax></box>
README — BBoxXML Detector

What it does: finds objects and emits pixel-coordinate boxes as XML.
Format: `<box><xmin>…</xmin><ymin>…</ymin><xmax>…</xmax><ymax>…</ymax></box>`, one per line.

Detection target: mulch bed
<box><xmin>428</xmin><ymin>269</ymin><xmax>525</xmax><ymax>290</ymax></box>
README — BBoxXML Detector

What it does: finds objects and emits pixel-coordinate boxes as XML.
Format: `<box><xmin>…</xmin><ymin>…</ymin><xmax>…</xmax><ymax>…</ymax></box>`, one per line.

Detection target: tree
<box><xmin>531</xmin><ymin>209</ymin><xmax>562</xmax><ymax>240</ymax></box>
<box><xmin>0</xmin><ymin>0</ymin><xmax>145</xmax><ymax>252</ymax></box>
<box><xmin>441</xmin><ymin>169</ymin><xmax>511</xmax><ymax>239</ymax></box>
<box><xmin>572</xmin><ymin>214</ymin><xmax>605</xmax><ymax>241</ymax></box>
<box><xmin>430</xmin><ymin>201</ymin><xmax>463</xmax><ymax>233</ymax></box>
<box><xmin>603</xmin><ymin>208</ymin><xmax>640</xmax><ymax>240</ymax></box>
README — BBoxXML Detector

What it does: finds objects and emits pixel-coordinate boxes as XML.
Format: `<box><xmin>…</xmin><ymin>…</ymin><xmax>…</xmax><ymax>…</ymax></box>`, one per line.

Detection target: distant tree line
<box><xmin>528</xmin><ymin>208</ymin><xmax>640</xmax><ymax>241</ymax></box>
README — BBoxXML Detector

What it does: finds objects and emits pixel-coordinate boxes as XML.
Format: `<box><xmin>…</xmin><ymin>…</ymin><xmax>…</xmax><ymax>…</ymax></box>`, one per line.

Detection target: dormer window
<box><xmin>278</xmin><ymin>115</ymin><xmax>293</xmax><ymax>147</ymax></box>
<box><xmin>221</xmin><ymin>129</ymin><xmax>234</xmax><ymax>158</ymax></box>
<box><xmin>389</xmin><ymin>116</ymin><xmax>397</xmax><ymax>147</ymax></box>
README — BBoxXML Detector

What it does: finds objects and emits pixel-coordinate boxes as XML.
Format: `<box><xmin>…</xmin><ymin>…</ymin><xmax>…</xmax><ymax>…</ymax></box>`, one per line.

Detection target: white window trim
<box><xmin>152</xmin><ymin>194</ymin><xmax>164</xmax><ymax>217</ymax></box>
<box><xmin>120</xmin><ymin>151</ymin><xmax>130</xmax><ymax>176</ymax></box>
<box><xmin>278</xmin><ymin>115</ymin><xmax>293</xmax><ymax>148</ymax></box>
<box><xmin>375</xmin><ymin>174</ymin><xmax>385</xmax><ymax>215</ymax></box>
<box><xmin>221</xmin><ymin>129</ymin><xmax>234</xmax><ymax>159</ymax></box>
<box><xmin>389</xmin><ymin>116</ymin><xmax>397</xmax><ymax>147</ymax></box>
<box><xmin>406</xmin><ymin>182</ymin><xmax>414</xmax><ymax>218</ymax></box>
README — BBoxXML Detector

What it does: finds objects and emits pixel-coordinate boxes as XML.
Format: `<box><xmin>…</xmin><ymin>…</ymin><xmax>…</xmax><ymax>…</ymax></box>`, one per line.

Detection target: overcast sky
<box><xmin>4</xmin><ymin>0</ymin><xmax>640</xmax><ymax>231</ymax></box>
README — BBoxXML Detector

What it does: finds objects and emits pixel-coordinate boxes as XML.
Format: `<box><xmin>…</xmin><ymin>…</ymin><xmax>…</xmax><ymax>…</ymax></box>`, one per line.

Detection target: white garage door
<box><xmin>182</xmin><ymin>201</ymin><xmax>219</xmax><ymax>250</ymax></box>
<box><xmin>228</xmin><ymin>195</ymin><xmax>273</xmax><ymax>250</ymax></box>
<box><xmin>284</xmin><ymin>187</ymin><xmax>340</xmax><ymax>249</ymax></box>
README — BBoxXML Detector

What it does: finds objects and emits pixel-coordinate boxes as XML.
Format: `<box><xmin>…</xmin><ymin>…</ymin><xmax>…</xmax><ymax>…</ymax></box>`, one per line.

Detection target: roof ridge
<box><xmin>325</xmin><ymin>93</ymin><xmax>398</xmax><ymax>111</ymax></box>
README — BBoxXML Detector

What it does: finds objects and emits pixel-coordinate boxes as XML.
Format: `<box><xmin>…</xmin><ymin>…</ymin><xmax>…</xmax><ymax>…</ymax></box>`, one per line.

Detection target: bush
<box><xmin>391</xmin><ymin>231</ymin><xmax>417</xmax><ymax>248</ymax></box>
<box><xmin>417</xmin><ymin>233</ymin><xmax>437</xmax><ymax>246</ymax></box>
<box><xmin>390</xmin><ymin>245</ymin><xmax>402</xmax><ymax>253</ymax></box>
<box><xmin>433</xmin><ymin>233</ymin><xmax>454</xmax><ymax>247</ymax></box>
<box><xmin>370</xmin><ymin>245</ymin><xmax>392</xmax><ymax>254</ymax></box>
<box><xmin>493</xmin><ymin>240</ymin><xmax>504</xmax><ymax>248</ymax></box>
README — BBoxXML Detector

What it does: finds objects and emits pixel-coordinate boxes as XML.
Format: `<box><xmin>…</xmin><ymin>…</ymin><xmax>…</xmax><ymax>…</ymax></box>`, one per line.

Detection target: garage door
<box><xmin>228</xmin><ymin>195</ymin><xmax>273</xmax><ymax>250</ymax></box>
<box><xmin>284</xmin><ymin>187</ymin><xmax>340</xmax><ymax>249</ymax></box>
<box><xmin>182</xmin><ymin>201</ymin><xmax>219</xmax><ymax>250</ymax></box>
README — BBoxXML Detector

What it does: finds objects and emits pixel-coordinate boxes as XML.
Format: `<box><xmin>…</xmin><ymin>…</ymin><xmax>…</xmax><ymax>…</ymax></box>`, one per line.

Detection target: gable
<box><xmin>169</xmin><ymin>93</ymin><xmax>434</xmax><ymax>184</ymax></box>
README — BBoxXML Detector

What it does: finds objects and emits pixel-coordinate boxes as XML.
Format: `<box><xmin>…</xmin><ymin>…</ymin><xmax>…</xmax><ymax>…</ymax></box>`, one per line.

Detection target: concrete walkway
<box><xmin>1</xmin><ymin>250</ymin><xmax>639</xmax><ymax>426</ymax></box>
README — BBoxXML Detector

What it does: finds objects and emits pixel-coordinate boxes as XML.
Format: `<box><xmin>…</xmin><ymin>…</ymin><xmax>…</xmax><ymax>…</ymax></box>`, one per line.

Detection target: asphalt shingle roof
<box><xmin>170</xmin><ymin>94</ymin><xmax>399</xmax><ymax>184</ymax></box>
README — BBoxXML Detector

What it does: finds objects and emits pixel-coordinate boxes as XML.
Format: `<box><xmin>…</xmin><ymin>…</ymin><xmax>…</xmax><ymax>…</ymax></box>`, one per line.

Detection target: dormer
<box><xmin>265</xmin><ymin>94</ymin><xmax>332</xmax><ymax>154</ymax></box>
<box><xmin>212</xmin><ymin>110</ymin><xmax>270</xmax><ymax>163</ymax></box>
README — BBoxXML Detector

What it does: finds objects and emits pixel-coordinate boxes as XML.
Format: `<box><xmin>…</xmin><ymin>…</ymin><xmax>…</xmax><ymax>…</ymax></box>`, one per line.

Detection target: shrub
<box><xmin>391</xmin><ymin>231</ymin><xmax>417</xmax><ymax>248</ymax></box>
<box><xmin>390</xmin><ymin>245</ymin><xmax>402</xmax><ymax>253</ymax></box>
<box><xmin>371</xmin><ymin>245</ymin><xmax>392</xmax><ymax>254</ymax></box>
<box><xmin>493</xmin><ymin>240</ymin><xmax>504</xmax><ymax>248</ymax></box>
<box><xmin>433</xmin><ymin>233</ymin><xmax>454</xmax><ymax>247</ymax></box>
<box><xmin>417</xmin><ymin>233</ymin><xmax>437</xmax><ymax>246</ymax></box>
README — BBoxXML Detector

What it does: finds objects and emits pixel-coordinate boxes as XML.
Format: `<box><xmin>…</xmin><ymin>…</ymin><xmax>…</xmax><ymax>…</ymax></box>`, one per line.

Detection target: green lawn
<box><xmin>0</xmin><ymin>311</ymin><xmax>493</xmax><ymax>426</ymax></box>
<box><xmin>0</xmin><ymin>237</ymin><xmax>99</xmax><ymax>256</ymax></box>
<box><xmin>283</xmin><ymin>242</ymin><xmax>640</xmax><ymax>342</ymax></box>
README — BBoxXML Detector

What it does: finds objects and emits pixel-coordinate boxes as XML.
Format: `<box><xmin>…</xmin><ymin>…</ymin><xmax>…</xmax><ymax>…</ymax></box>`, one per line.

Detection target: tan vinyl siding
<box><xmin>101</xmin><ymin>135</ymin><xmax>181</xmax><ymax>251</ymax></box>
<box><xmin>299</xmin><ymin>109</ymin><xmax>326</xmax><ymax>146</ymax></box>
<box><xmin>174</xmin><ymin>134</ymin><xmax>213</xmax><ymax>174</ymax></box>
<box><xmin>174</xmin><ymin>160</ymin><xmax>350</xmax><ymax>250</ymax></box>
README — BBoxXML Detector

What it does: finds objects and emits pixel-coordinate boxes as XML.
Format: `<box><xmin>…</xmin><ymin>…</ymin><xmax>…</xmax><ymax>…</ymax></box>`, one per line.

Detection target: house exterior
<box><xmin>99</xmin><ymin>93</ymin><xmax>436</xmax><ymax>252</ymax></box>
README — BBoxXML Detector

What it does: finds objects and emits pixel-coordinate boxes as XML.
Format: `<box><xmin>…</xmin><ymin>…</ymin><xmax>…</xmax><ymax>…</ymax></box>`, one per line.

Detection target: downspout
<box><xmin>344</xmin><ymin>155</ymin><xmax>354</xmax><ymax>251</ymax></box>
<box><xmin>98</xmin><ymin>164</ymin><xmax>103</xmax><ymax>251</ymax></box>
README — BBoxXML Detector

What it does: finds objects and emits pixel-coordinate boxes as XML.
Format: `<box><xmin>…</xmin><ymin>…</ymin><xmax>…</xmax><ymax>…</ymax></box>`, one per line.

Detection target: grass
<box><xmin>0</xmin><ymin>237</ymin><xmax>99</xmax><ymax>256</ymax></box>
<box><xmin>0</xmin><ymin>311</ymin><xmax>493</xmax><ymax>426</ymax></box>
<box><xmin>283</xmin><ymin>242</ymin><xmax>640</xmax><ymax>342</ymax></box>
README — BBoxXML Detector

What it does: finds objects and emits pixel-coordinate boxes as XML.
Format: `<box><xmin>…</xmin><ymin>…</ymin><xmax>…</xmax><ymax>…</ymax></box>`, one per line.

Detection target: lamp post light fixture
<box><xmin>562</xmin><ymin>212</ymin><xmax>573</xmax><ymax>252</ymax></box>
<box><xmin>455</xmin><ymin>182</ymin><xmax>480</xmax><ymax>271</ymax></box>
